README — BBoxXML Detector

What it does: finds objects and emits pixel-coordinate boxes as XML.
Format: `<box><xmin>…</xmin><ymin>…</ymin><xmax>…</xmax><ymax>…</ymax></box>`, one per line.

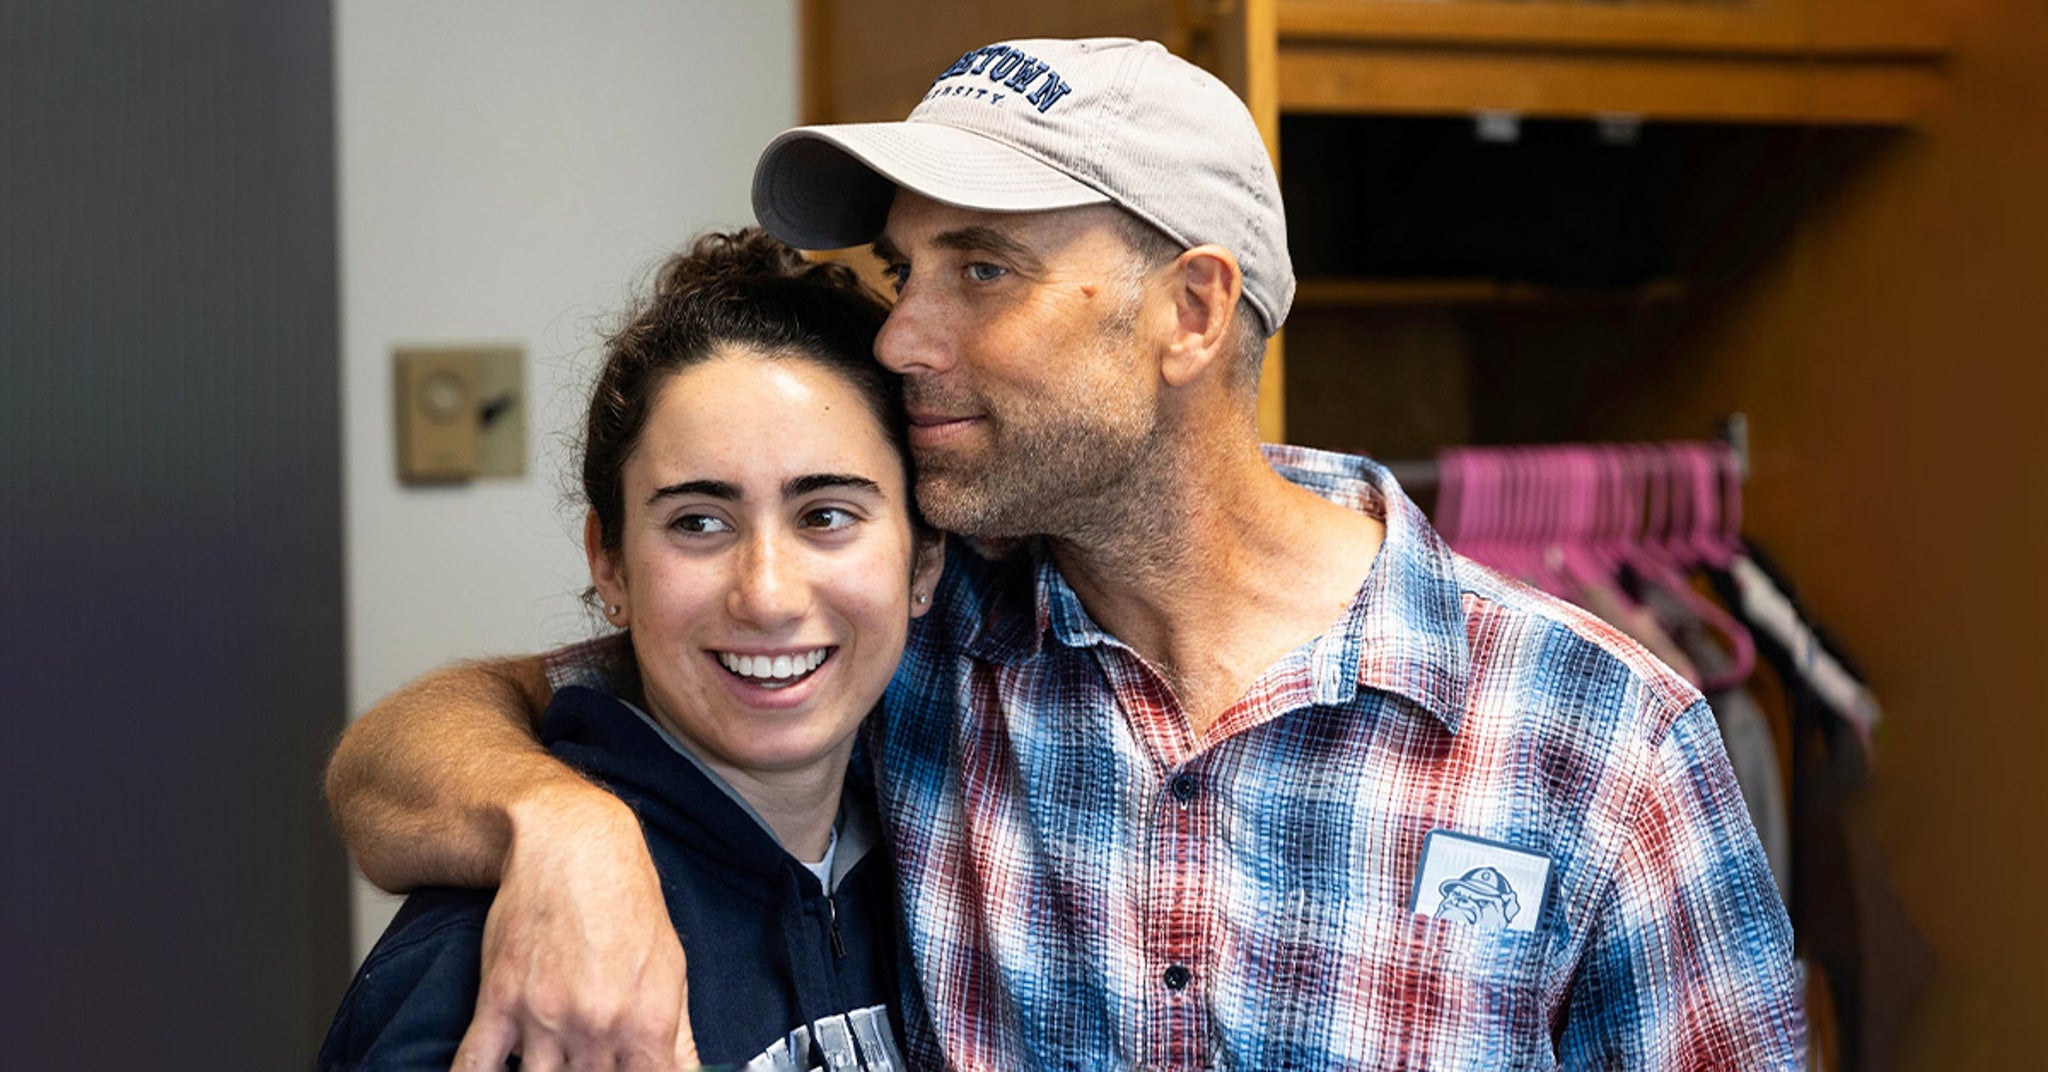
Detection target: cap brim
<box><xmin>752</xmin><ymin>121</ymin><xmax>1111</xmax><ymax>250</ymax></box>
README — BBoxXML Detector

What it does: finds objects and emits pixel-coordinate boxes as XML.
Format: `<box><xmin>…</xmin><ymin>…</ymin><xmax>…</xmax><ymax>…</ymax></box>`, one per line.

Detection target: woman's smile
<box><xmin>713</xmin><ymin>646</ymin><xmax>833</xmax><ymax>687</ymax></box>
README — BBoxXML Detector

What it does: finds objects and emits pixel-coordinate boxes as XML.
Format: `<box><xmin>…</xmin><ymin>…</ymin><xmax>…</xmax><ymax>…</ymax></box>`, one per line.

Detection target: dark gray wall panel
<box><xmin>0</xmin><ymin>2</ymin><xmax>350</xmax><ymax>1066</ymax></box>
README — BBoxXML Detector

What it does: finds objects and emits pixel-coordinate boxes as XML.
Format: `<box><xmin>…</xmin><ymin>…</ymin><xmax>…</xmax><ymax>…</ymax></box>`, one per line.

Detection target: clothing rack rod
<box><xmin>1376</xmin><ymin>413</ymin><xmax>1751</xmax><ymax>491</ymax></box>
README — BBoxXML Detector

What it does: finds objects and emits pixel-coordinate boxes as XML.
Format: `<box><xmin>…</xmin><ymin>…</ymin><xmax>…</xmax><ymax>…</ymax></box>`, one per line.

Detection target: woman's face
<box><xmin>589</xmin><ymin>346</ymin><xmax>937</xmax><ymax>786</ymax></box>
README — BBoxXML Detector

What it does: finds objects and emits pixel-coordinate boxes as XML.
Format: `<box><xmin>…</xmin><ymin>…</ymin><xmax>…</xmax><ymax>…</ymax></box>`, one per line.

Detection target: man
<box><xmin>329</xmin><ymin>37</ymin><xmax>1803</xmax><ymax>1071</ymax></box>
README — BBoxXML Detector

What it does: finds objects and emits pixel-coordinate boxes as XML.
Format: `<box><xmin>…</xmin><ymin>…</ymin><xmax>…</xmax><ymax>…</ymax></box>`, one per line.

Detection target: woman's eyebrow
<box><xmin>784</xmin><ymin>473</ymin><xmax>882</xmax><ymax>499</ymax></box>
<box><xmin>647</xmin><ymin>479</ymin><xmax>740</xmax><ymax>505</ymax></box>
<box><xmin>647</xmin><ymin>474</ymin><xmax>883</xmax><ymax>505</ymax></box>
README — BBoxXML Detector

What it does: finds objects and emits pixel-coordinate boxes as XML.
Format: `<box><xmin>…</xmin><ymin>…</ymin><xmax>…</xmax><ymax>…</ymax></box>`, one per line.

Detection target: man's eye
<box><xmin>881</xmin><ymin>263</ymin><xmax>909</xmax><ymax>294</ymax></box>
<box><xmin>800</xmin><ymin>507</ymin><xmax>858</xmax><ymax>532</ymax></box>
<box><xmin>670</xmin><ymin>513</ymin><xmax>731</xmax><ymax>535</ymax></box>
<box><xmin>964</xmin><ymin>262</ymin><xmax>1007</xmax><ymax>283</ymax></box>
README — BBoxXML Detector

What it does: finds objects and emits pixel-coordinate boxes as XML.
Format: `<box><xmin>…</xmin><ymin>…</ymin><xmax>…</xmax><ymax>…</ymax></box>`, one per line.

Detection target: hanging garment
<box><xmin>1724</xmin><ymin>549</ymin><xmax>1882</xmax><ymax>758</ymax></box>
<box><xmin>1710</xmin><ymin>546</ymin><xmax>1931</xmax><ymax>1072</ymax></box>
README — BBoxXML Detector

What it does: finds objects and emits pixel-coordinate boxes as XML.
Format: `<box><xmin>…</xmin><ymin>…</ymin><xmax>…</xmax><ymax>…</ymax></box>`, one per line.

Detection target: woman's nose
<box><xmin>729</xmin><ymin>532</ymin><xmax>809</xmax><ymax>627</ymax></box>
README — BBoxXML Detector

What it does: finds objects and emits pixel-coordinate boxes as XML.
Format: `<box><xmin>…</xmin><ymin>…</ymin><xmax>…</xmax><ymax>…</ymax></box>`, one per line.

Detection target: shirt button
<box><xmin>1170</xmin><ymin>772</ymin><xmax>1198</xmax><ymax>803</ymax></box>
<box><xmin>1163</xmin><ymin>964</ymin><xmax>1192</xmax><ymax>991</ymax></box>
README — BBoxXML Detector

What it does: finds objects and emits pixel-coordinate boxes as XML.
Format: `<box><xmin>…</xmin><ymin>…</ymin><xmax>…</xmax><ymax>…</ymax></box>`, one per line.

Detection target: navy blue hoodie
<box><xmin>320</xmin><ymin>685</ymin><xmax>909</xmax><ymax>1071</ymax></box>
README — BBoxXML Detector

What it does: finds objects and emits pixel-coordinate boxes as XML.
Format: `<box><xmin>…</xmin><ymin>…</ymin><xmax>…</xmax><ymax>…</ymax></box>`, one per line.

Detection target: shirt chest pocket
<box><xmin>1334</xmin><ymin>896</ymin><xmax>1554</xmax><ymax>1071</ymax></box>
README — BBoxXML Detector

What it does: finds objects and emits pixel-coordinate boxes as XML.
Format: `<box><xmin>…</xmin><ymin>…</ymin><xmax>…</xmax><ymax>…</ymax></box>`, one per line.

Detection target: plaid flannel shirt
<box><xmin>871</xmin><ymin>445</ymin><xmax>1803</xmax><ymax>1070</ymax></box>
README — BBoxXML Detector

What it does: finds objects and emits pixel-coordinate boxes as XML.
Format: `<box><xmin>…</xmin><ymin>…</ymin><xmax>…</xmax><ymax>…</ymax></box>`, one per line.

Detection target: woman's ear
<box><xmin>908</xmin><ymin>532</ymin><xmax>946</xmax><ymax>619</ymax></box>
<box><xmin>584</xmin><ymin>510</ymin><xmax>629</xmax><ymax>626</ymax></box>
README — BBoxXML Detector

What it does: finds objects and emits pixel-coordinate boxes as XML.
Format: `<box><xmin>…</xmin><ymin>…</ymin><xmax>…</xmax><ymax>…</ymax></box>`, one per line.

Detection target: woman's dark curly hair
<box><xmin>581</xmin><ymin>227</ymin><xmax>914</xmax><ymax>560</ymax></box>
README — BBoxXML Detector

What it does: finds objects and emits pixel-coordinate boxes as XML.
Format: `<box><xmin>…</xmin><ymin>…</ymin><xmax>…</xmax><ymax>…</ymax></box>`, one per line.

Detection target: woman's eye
<box><xmin>800</xmin><ymin>507</ymin><xmax>858</xmax><ymax>532</ymax></box>
<box><xmin>964</xmin><ymin>262</ymin><xmax>1007</xmax><ymax>283</ymax></box>
<box><xmin>669</xmin><ymin>513</ymin><xmax>731</xmax><ymax>535</ymax></box>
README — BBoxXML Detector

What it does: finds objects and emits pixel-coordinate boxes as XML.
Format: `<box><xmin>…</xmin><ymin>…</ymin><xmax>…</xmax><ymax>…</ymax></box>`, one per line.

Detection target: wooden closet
<box><xmin>800</xmin><ymin>3</ymin><xmax>2048</xmax><ymax>1068</ymax></box>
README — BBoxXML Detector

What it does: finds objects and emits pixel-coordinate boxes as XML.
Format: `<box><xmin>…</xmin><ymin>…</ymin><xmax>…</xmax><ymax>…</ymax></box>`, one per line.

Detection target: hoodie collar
<box><xmin>541</xmin><ymin>685</ymin><xmax>879</xmax><ymax>888</ymax></box>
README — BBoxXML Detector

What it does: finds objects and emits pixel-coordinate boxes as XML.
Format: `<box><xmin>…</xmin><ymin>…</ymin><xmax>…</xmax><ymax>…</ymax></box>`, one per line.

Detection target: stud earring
<box><xmin>915</xmin><ymin>593</ymin><xmax>928</xmax><ymax>605</ymax></box>
<box><xmin>608</xmin><ymin>603</ymin><xmax>621</xmax><ymax>616</ymax></box>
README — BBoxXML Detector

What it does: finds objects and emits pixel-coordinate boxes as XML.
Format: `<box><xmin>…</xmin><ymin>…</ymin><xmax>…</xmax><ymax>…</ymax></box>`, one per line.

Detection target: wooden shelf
<box><xmin>1273</xmin><ymin>0</ymin><xmax>1947</xmax><ymax>126</ymax></box>
<box><xmin>1278</xmin><ymin>0</ymin><xmax>1944</xmax><ymax>57</ymax></box>
<box><xmin>1281</xmin><ymin>45</ymin><xmax>1943</xmax><ymax>125</ymax></box>
<box><xmin>1294</xmin><ymin>277</ymin><xmax>1689</xmax><ymax>308</ymax></box>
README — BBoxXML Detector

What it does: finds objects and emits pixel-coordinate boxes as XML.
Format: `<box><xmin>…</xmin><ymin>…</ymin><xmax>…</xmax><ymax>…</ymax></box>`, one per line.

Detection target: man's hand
<box><xmin>450</xmin><ymin>785</ymin><xmax>700</xmax><ymax>1071</ymax></box>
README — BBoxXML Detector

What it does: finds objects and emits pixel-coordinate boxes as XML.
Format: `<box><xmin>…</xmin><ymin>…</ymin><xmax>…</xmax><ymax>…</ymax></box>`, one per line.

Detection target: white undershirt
<box><xmin>801</xmin><ymin>825</ymin><xmax>839</xmax><ymax>890</ymax></box>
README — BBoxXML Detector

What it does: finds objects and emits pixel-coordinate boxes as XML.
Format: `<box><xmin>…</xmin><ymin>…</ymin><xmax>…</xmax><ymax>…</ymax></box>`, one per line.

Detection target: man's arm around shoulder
<box><xmin>326</xmin><ymin>654</ymin><xmax>570</xmax><ymax>891</ymax></box>
<box><xmin>325</xmin><ymin>653</ymin><xmax>700</xmax><ymax>1070</ymax></box>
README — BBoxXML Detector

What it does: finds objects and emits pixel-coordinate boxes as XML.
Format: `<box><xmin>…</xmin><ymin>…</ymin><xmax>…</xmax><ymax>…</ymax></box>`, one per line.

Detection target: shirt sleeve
<box><xmin>1557</xmin><ymin>697</ymin><xmax>1806</xmax><ymax>1070</ymax></box>
<box><xmin>543</xmin><ymin>635</ymin><xmax>625</xmax><ymax>693</ymax></box>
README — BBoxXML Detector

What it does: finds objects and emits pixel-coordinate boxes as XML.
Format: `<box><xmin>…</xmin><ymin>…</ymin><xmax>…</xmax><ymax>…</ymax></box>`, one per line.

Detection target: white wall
<box><xmin>337</xmin><ymin>1</ymin><xmax>797</xmax><ymax>959</ymax></box>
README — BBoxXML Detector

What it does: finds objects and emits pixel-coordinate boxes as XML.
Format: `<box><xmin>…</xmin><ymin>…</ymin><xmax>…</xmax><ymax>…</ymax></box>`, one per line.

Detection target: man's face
<box><xmin>870</xmin><ymin>191</ymin><xmax>1168</xmax><ymax>540</ymax></box>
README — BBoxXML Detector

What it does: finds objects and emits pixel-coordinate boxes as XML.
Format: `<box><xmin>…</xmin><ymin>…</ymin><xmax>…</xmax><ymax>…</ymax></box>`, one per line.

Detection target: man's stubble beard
<box><xmin>908</xmin><ymin>290</ymin><xmax>1179</xmax><ymax>547</ymax></box>
<box><xmin>909</xmin><ymin>374</ymin><xmax>1165</xmax><ymax>543</ymax></box>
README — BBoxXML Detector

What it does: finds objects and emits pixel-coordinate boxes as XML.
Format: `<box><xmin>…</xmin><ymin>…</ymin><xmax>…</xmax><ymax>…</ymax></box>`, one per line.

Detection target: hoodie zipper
<box><xmin>826</xmin><ymin>895</ymin><xmax>847</xmax><ymax>959</ymax></box>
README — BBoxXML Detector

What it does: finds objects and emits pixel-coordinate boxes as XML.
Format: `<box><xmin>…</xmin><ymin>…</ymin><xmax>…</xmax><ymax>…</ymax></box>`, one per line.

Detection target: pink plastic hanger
<box><xmin>1624</xmin><ymin>443</ymin><xmax>1754</xmax><ymax>691</ymax></box>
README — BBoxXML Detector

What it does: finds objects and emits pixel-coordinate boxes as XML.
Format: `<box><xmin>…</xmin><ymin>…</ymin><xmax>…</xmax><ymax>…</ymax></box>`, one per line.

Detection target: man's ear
<box><xmin>584</xmin><ymin>510</ymin><xmax>628</xmax><ymax>623</ymax></box>
<box><xmin>1161</xmin><ymin>244</ymin><xmax>1243</xmax><ymax>388</ymax></box>
<box><xmin>908</xmin><ymin>532</ymin><xmax>946</xmax><ymax>619</ymax></box>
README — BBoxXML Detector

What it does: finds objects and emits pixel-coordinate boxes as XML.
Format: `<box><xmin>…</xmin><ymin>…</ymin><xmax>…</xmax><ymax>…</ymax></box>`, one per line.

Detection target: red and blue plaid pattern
<box><xmin>872</xmin><ymin>445</ymin><xmax>1803</xmax><ymax>1070</ymax></box>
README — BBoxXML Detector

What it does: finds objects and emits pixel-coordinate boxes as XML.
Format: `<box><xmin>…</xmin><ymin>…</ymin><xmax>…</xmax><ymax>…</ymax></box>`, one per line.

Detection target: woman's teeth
<box><xmin>717</xmin><ymin>648</ymin><xmax>830</xmax><ymax>686</ymax></box>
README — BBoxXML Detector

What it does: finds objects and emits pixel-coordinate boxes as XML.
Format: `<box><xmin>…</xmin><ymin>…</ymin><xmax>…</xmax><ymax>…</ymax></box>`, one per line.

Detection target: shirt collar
<box><xmin>1266</xmin><ymin>445</ymin><xmax>1472</xmax><ymax>732</ymax></box>
<box><xmin>966</xmin><ymin>445</ymin><xmax>1472</xmax><ymax>733</ymax></box>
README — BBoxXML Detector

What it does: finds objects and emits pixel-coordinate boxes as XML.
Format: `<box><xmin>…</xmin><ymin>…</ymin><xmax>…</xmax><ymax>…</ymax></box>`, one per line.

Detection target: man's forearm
<box><xmin>331</xmin><ymin>653</ymin><xmax>697</xmax><ymax>1066</ymax></box>
<box><xmin>326</xmin><ymin>654</ymin><xmax>616</xmax><ymax>892</ymax></box>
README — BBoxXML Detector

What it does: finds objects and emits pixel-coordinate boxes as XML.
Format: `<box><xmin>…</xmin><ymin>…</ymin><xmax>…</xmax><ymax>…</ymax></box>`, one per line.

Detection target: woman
<box><xmin>321</xmin><ymin>229</ymin><xmax>941</xmax><ymax>1071</ymax></box>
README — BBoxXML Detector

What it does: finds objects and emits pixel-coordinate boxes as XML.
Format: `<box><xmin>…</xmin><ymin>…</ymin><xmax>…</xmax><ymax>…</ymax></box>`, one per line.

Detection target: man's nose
<box><xmin>875</xmin><ymin>283</ymin><xmax>955</xmax><ymax>376</ymax></box>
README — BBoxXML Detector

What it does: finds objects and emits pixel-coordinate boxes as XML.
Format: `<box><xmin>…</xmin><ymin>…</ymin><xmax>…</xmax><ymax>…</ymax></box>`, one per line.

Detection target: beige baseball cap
<box><xmin>752</xmin><ymin>37</ymin><xmax>1295</xmax><ymax>336</ymax></box>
